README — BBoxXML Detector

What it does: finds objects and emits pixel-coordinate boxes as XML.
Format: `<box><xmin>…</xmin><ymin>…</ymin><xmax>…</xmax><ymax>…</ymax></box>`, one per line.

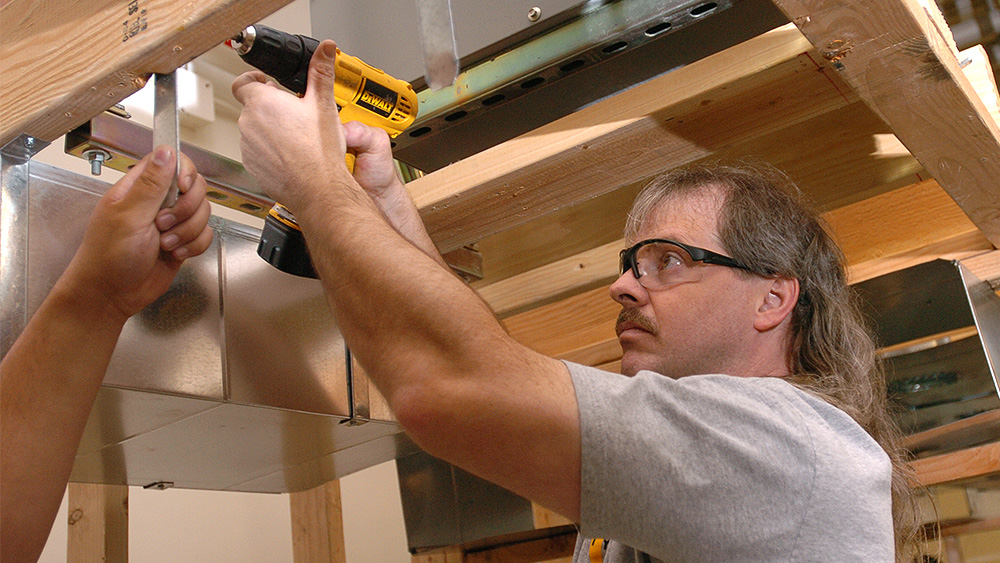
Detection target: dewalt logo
<box><xmin>357</xmin><ymin>79</ymin><xmax>398</xmax><ymax>118</ymax></box>
<box><xmin>360</xmin><ymin>91</ymin><xmax>393</xmax><ymax>114</ymax></box>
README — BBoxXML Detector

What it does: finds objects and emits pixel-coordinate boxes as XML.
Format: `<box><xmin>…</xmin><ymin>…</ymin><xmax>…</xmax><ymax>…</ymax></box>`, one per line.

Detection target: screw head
<box><xmin>527</xmin><ymin>6</ymin><xmax>541</xmax><ymax>22</ymax></box>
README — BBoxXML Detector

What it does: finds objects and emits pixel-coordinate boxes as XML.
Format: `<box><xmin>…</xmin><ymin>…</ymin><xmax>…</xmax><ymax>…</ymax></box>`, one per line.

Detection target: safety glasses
<box><xmin>619</xmin><ymin>238</ymin><xmax>753</xmax><ymax>289</ymax></box>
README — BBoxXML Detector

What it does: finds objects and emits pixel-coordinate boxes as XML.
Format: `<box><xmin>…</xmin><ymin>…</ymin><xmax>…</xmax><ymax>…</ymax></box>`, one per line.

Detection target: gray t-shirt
<box><xmin>565</xmin><ymin>361</ymin><xmax>893</xmax><ymax>562</ymax></box>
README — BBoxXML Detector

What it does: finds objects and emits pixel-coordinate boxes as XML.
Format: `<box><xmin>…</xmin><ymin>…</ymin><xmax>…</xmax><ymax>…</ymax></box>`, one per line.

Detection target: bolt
<box><xmin>528</xmin><ymin>6</ymin><xmax>541</xmax><ymax>22</ymax></box>
<box><xmin>82</xmin><ymin>149</ymin><xmax>111</xmax><ymax>176</ymax></box>
<box><xmin>24</xmin><ymin>137</ymin><xmax>35</xmax><ymax>149</ymax></box>
<box><xmin>143</xmin><ymin>481</ymin><xmax>174</xmax><ymax>490</ymax></box>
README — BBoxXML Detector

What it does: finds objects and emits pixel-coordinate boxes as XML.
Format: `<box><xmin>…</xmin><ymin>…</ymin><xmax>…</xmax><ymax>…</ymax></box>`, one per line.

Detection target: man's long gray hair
<box><xmin>626</xmin><ymin>163</ymin><xmax>920</xmax><ymax>560</ymax></box>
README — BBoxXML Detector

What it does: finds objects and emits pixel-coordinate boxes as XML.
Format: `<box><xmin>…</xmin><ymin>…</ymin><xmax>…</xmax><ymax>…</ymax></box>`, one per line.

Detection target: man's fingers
<box><xmin>305</xmin><ymin>40</ymin><xmax>339</xmax><ymax>108</ymax></box>
<box><xmin>343</xmin><ymin>121</ymin><xmax>390</xmax><ymax>154</ymax></box>
<box><xmin>232</xmin><ymin>70</ymin><xmax>271</xmax><ymax>104</ymax></box>
<box><xmin>161</xmin><ymin>197</ymin><xmax>211</xmax><ymax>252</ymax></box>
<box><xmin>157</xmin><ymin>170</ymin><xmax>206</xmax><ymax>231</ymax></box>
<box><xmin>170</xmin><ymin>221</ymin><xmax>214</xmax><ymax>261</ymax></box>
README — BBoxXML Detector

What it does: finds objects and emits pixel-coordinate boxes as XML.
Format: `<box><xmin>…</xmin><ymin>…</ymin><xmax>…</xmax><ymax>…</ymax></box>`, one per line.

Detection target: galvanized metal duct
<box><xmin>1</xmin><ymin>155</ymin><xmax>417</xmax><ymax>493</ymax></box>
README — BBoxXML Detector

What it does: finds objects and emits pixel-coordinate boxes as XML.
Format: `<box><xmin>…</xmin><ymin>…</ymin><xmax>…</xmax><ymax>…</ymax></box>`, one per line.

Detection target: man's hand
<box><xmin>232</xmin><ymin>39</ymin><xmax>351</xmax><ymax>213</ymax></box>
<box><xmin>63</xmin><ymin>146</ymin><xmax>214</xmax><ymax>321</ymax></box>
<box><xmin>0</xmin><ymin>146</ymin><xmax>212</xmax><ymax>562</ymax></box>
<box><xmin>343</xmin><ymin>121</ymin><xmax>446</xmax><ymax>265</ymax></box>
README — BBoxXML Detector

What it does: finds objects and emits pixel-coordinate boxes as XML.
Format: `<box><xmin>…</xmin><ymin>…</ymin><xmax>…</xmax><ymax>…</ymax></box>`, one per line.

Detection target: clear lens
<box><xmin>633</xmin><ymin>241</ymin><xmax>700</xmax><ymax>288</ymax></box>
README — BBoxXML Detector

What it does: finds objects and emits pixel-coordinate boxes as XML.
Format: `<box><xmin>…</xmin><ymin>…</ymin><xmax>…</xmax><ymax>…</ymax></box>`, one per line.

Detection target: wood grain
<box><xmin>408</xmin><ymin>25</ymin><xmax>858</xmax><ymax>253</ymax></box>
<box><xmin>290</xmin><ymin>480</ymin><xmax>346</xmax><ymax>563</ymax></box>
<box><xmin>772</xmin><ymin>0</ymin><xmax>1000</xmax><ymax>245</ymax></box>
<box><xmin>67</xmin><ymin>483</ymin><xmax>128</xmax><ymax>563</ymax></box>
<box><xmin>503</xmin><ymin>179</ymin><xmax>992</xmax><ymax>361</ymax></box>
<box><xmin>912</xmin><ymin>441</ymin><xmax>1000</xmax><ymax>488</ymax></box>
<box><xmin>0</xmin><ymin>0</ymin><xmax>293</xmax><ymax>146</ymax></box>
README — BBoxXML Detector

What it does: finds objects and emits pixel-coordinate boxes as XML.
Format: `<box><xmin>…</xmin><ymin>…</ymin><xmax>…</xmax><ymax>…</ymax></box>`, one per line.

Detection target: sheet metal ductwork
<box><xmin>1</xmin><ymin>157</ymin><xmax>417</xmax><ymax>493</ymax></box>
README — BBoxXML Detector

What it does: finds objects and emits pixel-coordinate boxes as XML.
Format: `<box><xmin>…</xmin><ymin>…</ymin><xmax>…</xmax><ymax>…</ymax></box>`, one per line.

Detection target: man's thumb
<box><xmin>305</xmin><ymin>40</ymin><xmax>338</xmax><ymax>108</ymax></box>
<box><xmin>116</xmin><ymin>145</ymin><xmax>175</xmax><ymax>212</ymax></box>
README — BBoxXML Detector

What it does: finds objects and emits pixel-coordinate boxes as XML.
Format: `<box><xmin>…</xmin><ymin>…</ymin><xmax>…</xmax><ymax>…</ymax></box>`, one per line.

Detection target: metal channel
<box><xmin>1</xmin><ymin>135</ymin><xmax>48</xmax><ymax>356</ymax></box>
<box><xmin>65</xmin><ymin>113</ymin><xmax>273</xmax><ymax>219</ymax></box>
<box><xmin>393</xmin><ymin>0</ymin><xmax>790</xmax><ymax>171</ymax></box>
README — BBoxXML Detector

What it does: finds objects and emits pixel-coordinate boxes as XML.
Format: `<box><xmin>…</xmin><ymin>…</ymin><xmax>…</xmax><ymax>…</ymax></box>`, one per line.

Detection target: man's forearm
<box><xmin>369</xmin><ymin>178</ymin><xmax>450</xmax><ymax>270</ymax></box>
<box><xmin>0</xmin><ymin>277</ymin><xmax>127</xmax><ymax>561</ymax></box>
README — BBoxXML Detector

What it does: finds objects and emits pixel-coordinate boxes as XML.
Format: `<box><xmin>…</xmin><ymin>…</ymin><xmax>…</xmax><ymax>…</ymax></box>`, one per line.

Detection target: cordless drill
<box><xmin>230</xmin><ymin>24</ymin><xmax>418</xmax><ymax>278</ymax></box>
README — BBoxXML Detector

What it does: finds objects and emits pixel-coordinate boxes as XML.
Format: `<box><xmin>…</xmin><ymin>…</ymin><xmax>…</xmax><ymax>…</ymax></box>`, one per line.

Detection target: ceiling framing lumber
<box><xmin>503</xmin><ymin>178</ymin><xmax>994</xmax><ymax>362</ymax></box>
<box><xmin>0</xmin><ymin>0</ymin><xmax>294</xmax><ymax>147</ymax></box>
<box><xmin>771</xmin><ymin>0</ymin><xmax>1000</xmax><ymax>246</ymax></box>
<box><xmin>409</xmin><ymin>24</ymin><xmax>859</xmax><ymax>254</ymax></box>
<box><xmin>489</xmin><ymin>177</ymin><xmax>990</xmax><ymax>319</ymax></box>
<box><xmin>911</xmin><ymin>440</ymin><xmax>1000</xmax><ymax>488</ymax></box>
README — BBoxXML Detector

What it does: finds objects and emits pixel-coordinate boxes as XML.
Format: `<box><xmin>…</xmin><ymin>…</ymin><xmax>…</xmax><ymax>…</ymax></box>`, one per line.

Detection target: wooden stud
<box><xmin>0</xmin><ymin>0</ymin><xmax>293</xmax><ymax>146</ymax></box>
<box><xmin>67</xmin><ymin>482</ymin><xmax>128</xmax><ymax>563</ymax></box>
<box><xmin>771</xmin><ymin>0</ymin><xmax>1000</xmax><ymax>246</ymax></box>
<box><xmin>289</xmin><ymin>480</ymin><xmax>346</xmax><ymax>563</ymax></box>
<box><xmin>532</xmin><ymin>503</ymin><xmax>572</xmax><ymax>530</ymax></box>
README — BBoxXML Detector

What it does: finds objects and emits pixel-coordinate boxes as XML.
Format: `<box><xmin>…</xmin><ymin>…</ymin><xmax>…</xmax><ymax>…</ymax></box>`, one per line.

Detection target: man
<box><xmin>1</xmin><ymin>147</ymin><xmax>213</xmax><ymax>561</ymax></box>
<box><xmin>233</xmin><ymin>42</ymin><xmax>916</xmax><ymax>561</ymax></box>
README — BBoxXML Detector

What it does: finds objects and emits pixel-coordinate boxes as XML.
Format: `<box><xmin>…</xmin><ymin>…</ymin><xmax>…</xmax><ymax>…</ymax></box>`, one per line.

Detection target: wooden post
<box><xmin>290</xmin><ymin>480</ymin><xmax>347</xmax><ymax>563</ymax></box>
<box><xmin>67</xmin><ymin>482</ymin><xmax>128</xmax><ymax>563</ymax></box>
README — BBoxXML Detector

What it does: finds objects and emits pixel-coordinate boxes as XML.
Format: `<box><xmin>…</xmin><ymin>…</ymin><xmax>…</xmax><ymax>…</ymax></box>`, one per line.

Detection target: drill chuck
<box><xmin>231</xmin><ymin>25</ymin><xmax>318</xmax><ymax>95</ymax></box>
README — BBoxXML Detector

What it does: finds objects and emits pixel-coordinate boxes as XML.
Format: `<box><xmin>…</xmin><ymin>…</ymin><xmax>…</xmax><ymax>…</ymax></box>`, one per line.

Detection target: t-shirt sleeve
<box><xmin>565</xmin><ymin>360</ymin><xmax>891</xmax><ymax>561</ymax></box>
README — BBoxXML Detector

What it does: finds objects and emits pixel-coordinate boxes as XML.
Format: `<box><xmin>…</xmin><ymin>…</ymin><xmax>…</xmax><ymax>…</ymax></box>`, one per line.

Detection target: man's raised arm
<box><xmin>233</xmin><ymin>41</ymin><xmax>582</xmax><ymax>522</ymax></box>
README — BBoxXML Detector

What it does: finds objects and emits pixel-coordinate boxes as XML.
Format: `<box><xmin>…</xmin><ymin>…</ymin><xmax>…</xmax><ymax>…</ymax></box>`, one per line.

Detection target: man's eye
<box><xmin>657</xmin><ymin>253</ymin><xmax>684</xmax><ymax>270</ymax></box>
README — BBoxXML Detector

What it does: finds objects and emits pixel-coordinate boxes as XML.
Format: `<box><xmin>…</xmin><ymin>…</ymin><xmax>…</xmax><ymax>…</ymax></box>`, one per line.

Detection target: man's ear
<box><xmin>754</xmin><ymin>277</ymin><xmax>799</xmax><ymax>332</ymax></box>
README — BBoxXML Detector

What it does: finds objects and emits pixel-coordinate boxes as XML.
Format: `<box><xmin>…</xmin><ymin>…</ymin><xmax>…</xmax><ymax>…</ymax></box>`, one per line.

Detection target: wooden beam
<box><xmin>771</xmin><ymin>0</ymin><xmax>1000</xmax><ymax>246</ymax></box>
<box><xmin>67</xmin><ymin>483</ymin><xmax>128</xmax><ymax>563</ymax></box>
<box><xmin>477</xmin><ymin>41</ymin><xmax>1000</xmax><ymax>316</ymax></box>
<box><xmin>912</xmin><ymin>441</ymin><xmax>1000</xmax><ymax>488</ymax></box>
<box><xmin>289</xmin><ymin>480</ymin><xmax>346</xmax><ymax>563</ymax></box>
<box><xmin>491</xmin><ymin>178</ymin><xmax>990</xmax><ymax>320</ymax></box>
<box><xmin>0</xmin><ymin>0</ymin><xmax>293</xmax><ymax>147</ymax></box>
<box><xmin>408</xmin><ymin>24</ymin><xmax>860</xmax><ymax>253</ymax></box>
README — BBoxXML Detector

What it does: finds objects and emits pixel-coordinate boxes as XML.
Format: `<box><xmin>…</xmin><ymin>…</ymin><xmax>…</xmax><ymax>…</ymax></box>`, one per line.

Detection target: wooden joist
<box><xmin>0</xmin><ymin>0</ymin><xmax>294</xmax><ymax>147</ymax></box>
<box><xmin>476</xmin><ymin>40</ymin><xmax>1000</xmax><ymax>316</ymax></box>
<box><xmin>410</xmin><ymin>24</ymin><xmax>859</xmax><ymax>254</ymax></box>
<box><xmin>500</xmin><ymin>180</ymin><xmax>992</xmax><ymax>332</ymax></box>
<box><xmin>772</xmin><ymin>0</ymin><xmax>1000</xmax><ymax>246</ymax></box>
<box><xmin>912</xmin><ymin>441</ymin><xmax>1000</xmax><ymax>488</ymax></box>
<box><xmin>503</xmin><ymin>178</ymin><xmax>994</xmax><ymax>362</ymax></box>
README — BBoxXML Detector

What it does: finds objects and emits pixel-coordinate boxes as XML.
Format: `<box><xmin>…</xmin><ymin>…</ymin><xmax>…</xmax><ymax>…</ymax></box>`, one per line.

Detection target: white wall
<box><xmin>32</xmin><ymin>1</ymin><xmax>412</xmax><ymax>560</ymax></box>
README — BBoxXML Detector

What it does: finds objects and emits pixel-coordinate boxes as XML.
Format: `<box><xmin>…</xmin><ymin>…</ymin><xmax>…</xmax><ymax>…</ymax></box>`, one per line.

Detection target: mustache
<box><xmin>616</xmin><ymin>308</ymin><xmax>657</xmax><ymax>336</ymax></box>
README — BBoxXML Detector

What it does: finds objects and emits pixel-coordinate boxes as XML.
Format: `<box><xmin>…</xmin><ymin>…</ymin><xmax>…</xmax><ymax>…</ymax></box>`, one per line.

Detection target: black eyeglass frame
<box><xmin>619</xmin><ymin>238</ymin><xmax>755</xmax><ymax>283</ymax></box>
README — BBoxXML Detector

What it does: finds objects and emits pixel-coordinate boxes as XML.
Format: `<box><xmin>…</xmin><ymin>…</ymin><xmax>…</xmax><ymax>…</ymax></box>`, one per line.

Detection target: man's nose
<box><xmin>609</xmin><ymin>269</ymin><xmax>648</xmax><ymax>306</ymax></box>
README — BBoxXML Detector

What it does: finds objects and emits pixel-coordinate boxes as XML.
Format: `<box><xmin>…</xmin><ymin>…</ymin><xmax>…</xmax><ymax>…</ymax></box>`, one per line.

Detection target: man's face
<box><xmin>609</xmin><ymin>189</ymin><xmax>763</xmax><ymax>378</ymax></box>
